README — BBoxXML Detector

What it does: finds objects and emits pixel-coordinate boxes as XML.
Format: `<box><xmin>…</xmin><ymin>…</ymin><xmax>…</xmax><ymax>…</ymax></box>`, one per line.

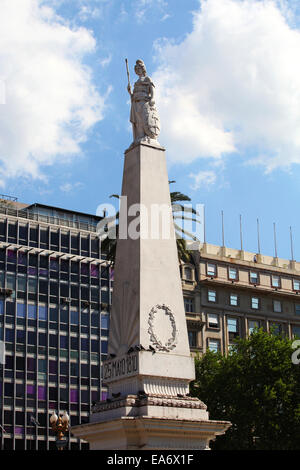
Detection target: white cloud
<box><xmin>60</xmin><ymin>181</ymin><xmax>84</xmax><ymax>193</ymax></box>
<box><xmin>100</xmin><ymin>54</ymin><xmax>112</xmax><ymax>68</ymax></box>
<box><xmin>134</xmin><ymin>0</ymin><xmax>168</xmax><ymax>23</ymax></box>
<box><xmin>153</xmin><ymin>0</ymin><xmax>300</xmax><ymax>171</ymax></box>
<box><xmin>189</xmin><ymin>170</ymin><xmax>217</xmax><ymax>190</ymax></box>
<box><xmin>0</xmin><ymin>0</ymin><xmax>106</xmax><ymax>183</ymax></box>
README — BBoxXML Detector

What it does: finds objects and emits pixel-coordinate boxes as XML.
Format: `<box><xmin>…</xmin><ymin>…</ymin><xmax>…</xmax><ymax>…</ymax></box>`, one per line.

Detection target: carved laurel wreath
<box><xmin>148</xmin><ymin>304</ymin><xmax>178</xmax><ymax>352</ymax></box>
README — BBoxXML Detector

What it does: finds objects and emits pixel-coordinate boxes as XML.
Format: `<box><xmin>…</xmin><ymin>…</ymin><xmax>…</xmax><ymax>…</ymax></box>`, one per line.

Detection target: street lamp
<box><xmin>49</xmin><ymin>411</ymin><xmax>70</xmax><ymax>450</ymax></box>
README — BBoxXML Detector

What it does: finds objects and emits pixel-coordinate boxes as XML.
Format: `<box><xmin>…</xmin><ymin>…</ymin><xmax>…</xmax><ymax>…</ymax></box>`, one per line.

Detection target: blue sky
<box><xmin>1</xmin><ymin>0</ymin><xmax>300</xmax><ymax>260</ymax></box>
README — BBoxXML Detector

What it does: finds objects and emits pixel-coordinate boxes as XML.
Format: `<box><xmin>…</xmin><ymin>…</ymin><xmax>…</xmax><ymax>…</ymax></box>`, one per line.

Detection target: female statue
<box><xmin>127</xmin><ymin>59</ymin><xmax>160</xmax><ymax>145</ymax></box>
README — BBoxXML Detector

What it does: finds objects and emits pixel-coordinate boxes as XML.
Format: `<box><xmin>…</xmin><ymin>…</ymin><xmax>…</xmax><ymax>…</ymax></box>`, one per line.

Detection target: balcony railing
<box><xmin>0</xmin><ymin>205</ymin><xmax>99</xmax><ymax>232</ymax></box>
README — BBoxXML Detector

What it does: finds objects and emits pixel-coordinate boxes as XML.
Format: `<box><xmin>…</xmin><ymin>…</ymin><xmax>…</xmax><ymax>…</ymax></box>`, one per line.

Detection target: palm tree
<box><xmin>99</xmin><ymin>182</ymin><xmax>201</xmax><ymax>267</ymax></box>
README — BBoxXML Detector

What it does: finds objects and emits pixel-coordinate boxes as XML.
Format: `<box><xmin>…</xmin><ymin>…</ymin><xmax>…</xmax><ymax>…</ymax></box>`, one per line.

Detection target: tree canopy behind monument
<box><xmin>190</xmin><ymin>329</ymin><xmax>300</xmax><ymax>450</ymax></box>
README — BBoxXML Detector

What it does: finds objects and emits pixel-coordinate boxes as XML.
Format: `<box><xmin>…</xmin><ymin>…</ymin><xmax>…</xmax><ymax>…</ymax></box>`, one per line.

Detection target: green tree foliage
<box><xmin>190</xmin><ymin>329</ymin><xmax>300</xmax><ymax>450</ymax></box>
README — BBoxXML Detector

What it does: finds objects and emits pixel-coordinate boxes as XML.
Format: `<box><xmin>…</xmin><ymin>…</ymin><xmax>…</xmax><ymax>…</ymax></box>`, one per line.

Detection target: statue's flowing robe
<box><xmin>130</xmin><ymin>76</ymin><xmax>160</xmax><ymax>140</ymax></box>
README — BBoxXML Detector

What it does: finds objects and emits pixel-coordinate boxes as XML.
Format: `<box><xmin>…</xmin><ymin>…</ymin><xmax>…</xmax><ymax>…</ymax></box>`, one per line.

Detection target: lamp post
<box><xmin>49</xmin><ymin>411</ymin><xmax>70</xmax><ymax>451</ymax></box>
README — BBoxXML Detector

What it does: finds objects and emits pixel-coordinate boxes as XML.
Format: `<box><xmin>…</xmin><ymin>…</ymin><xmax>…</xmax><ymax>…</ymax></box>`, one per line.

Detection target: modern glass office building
<box><xmin>0</xmin><ymin>198</ymin><xmax>110</xmax><ymax>450</ymax></box>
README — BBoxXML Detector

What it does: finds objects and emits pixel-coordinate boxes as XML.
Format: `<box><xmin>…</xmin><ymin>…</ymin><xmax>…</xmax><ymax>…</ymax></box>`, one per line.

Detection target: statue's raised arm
<box><xmin>127</xmin><ymin>59</ymin><xmax>160</xmax><ymax>146</ymax></box>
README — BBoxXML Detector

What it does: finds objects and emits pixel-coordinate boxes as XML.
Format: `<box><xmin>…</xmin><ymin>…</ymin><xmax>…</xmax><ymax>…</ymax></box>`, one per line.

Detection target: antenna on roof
<box><xmin>203</xmin><ymin>205</ymin><xmax>206</xmax><ymax>244</ymax></box>
<box><xmin>290</xmin><ymin>226</ymin><xmax>294</xmax><ymax>261</ymax></box>
<box><xmin>239</xmin><ymin>214</ymin><xmax>243</xmax><ymax>251</ymax></box>
<box><xmin>273</xmin><ymin>222</ymin><xmax>278</xmax><ymax>258</ymax></box>
<box><xmin>221</xmin><ymin>210</ymin><xmax>225</xmax><ymax>247</ymax></box>
<box><xmin>257</xmin><ymin>218</ymin><xmax>261</xmax><ymax>254</ymax></box>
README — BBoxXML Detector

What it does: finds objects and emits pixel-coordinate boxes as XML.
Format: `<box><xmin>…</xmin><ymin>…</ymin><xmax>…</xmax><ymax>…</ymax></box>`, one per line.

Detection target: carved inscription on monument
<box><xmin>103</xmin><ymin>353</ymin><xmax>139</xmax><ymax>381</ymax></box>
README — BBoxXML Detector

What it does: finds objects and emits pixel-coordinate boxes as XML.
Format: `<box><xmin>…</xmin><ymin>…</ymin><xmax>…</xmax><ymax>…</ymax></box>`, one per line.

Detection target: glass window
<box><xmin>184</xmin><ymin>297</ymin><xmax>194</xmax><ymax>313</ymax></box>
<box><xmin>271</xmin><ymin>323</ymin><xmax>282</xmax><ymax>335</ymax></box>
<box><xmin>38</xmin><ymin>305</ymin><xmax>47</xmax><ymax>321</ymax></box>
<box><xmin>208</xmin><ymin>290</ymin><xmax>216</xmax><ymax>303</ymax></box>
<box><xmin>60</xmin><ymin>335</ymin><xmax>68</xmax><ymax>349</ymax></box>
<box><xmin>27</xmin><ymin>357</ymin><xmax>36</xmax><ymax>371</ymax></box>
<box><xmin>273</xmin><ymin>300</ymin><xmax>282</xmax><ymax>313</ymax></box>
<box><xmin>295</xmin><ymin>304</ymin><xmax>300</xmax><ymax>316</ymax></box>
<box><xmin>71</xmin><ymin>337</ymin><xmax>79</xmax><ymax>350</ymax></box>
<box><xmin>101</xmin><ymin>289</ymin><xmax>109</xmax><ymax>304</ymax></box>
<box><xmin>227</xmin><ymin>317</ymin><xmax>238</xmax><ymax>333</ymax></box>
<box><xmin>38</xmin><ymin>385</ymin><xmax>46</xmax><ymax>401</ymax></box>
<box><xmin>228</xmin><ymin>267</ymin><xmax>238</xmax><ymax>280</ymax></box>
<box><xmin>101</xmin><ymin>341</ymin><xmax>108</xmax><ymax>354</ymax></box>
<box><xmin>60</xmin><ymin>307</ymin><xmax>68</xmax><ymax>323</ymax></box>
<box><xmin>17</xmin><ymin>277</ymin><xmax>26</xmax><ymax>292</ymax></box>
<box><xmin>249</xmin><ymin>320</ymin><xmax>260</xmax><ymax>334</ymax></box>
<box><xmin>0</xmin><ymin>272</ymin><xmax>4</xmax><ymax>288</ymax></box>
<box><xmin>17</xmin><ymin>329</ymin><xmax>25</xmax><ymax>343</ymax></box>
<box><xmin>272</xmin><ymin>276</ymin><xmax>280</xmax><ymax>288</ymax></box>
<box><xmin>0</xmin><ymin>300</ymin><xmax>4</xmax><ymax>315</ymax></box>
<box><xmin>208</xmin><ymin>339</ymin><xmax>220</xmax><ymax>353</ymax></box>
<box><xmin>207</xmin><ymin>263</ymin><xmax>216</xmax><ymax>277</ymax></box>
<box><xmin>50</xmin><ymin>307</ymin><xmax>58</xmax><ymax>322</ymax></box>
<box><xmin>28</xmin><ymin>331</ymin><xmax>36</xmax><ymax>345</ymax></box>
<box><xmin>39</xmin><ymin>279</ymin><xmax>48</xmax><ymax>294</ymax></box>
<box><xmin>208</xmin><ymin>313</ymin><xmax>219</xmax><ymax>328</ymax></box>
<box><xmin>91</xmin><ymin>264</ymin><xmax>99</xmax><ymax>278</ymax></box>
<box><xmin>184</xmin><ymin>267</ymin><xmax>192</xmax><ymax>280</ymax></box>
<box><xmin>6</xmin><ymin>273</ymin><xmax>15</xmax><ymax>290</ymax></box>
<box><xmin>60</xmin><ymin>283</ymin><xmax>69</xmax><ymax>298</ymax></box>
<box><xmin>49</xmin><ymin>334</ymin><xmax>58</xmax><ymax>348</ymax></box>
<box><xmin>81</xmin><ymin>338</ymin><xmax>89</xmax><ymax>351</ymax></box>
<box><xmin>49</xmin><ymin>360</ymin><xmax>57</xmax><ymax>374</ymax></box>
<box><xmin>50</xmin><ymin>231</ymin><xmax>59</xmax><ymax>247</ymax></box>
<box><xmin>91</xmin><ymin>286</ymin><xmax>99</xmax><ymax>302</ymax></box>
<box><xmin>60</xmin><ymin>388</ymin><xmax>68</xmax><ymax>402</ymax></box>
<box><xmin>251</xmin><ymin>297</ymin><xmax>259</xmax><ymax>310</ymax></box>
<box><xmin>60</xmin><ymin>362</ymin><xmax>68</xmax><ymax>375</ymax></box>
<box><xmin>27</xmin><ymin>385</ymin><xmax>36</xmax><ymax>398</ymax></box>
<box><xmin>188</xmin><ymin>330</ymin><xmax>197</xmax><ymax>347</ymax></box>
<box><xmin>70</xmin><ymin>389</ymin><xmax>78</xmax><ymax>403</ymax></box>
<box><xmin>292</xmin><ymin>326</ymin><xmax>300</xmax><ymax>338</ymax></box>
<box><xmin>28</xmin><ymin>278</ymin><xmax>37</xmax><ymax>293</ymax></box>
<box><xmin>230</xmin><ymin>294</ymin><xmax>238</xmax><ymax>306</ymax></box>
<box><xmin>101</xmin><ymin>314</ymin><xmax>109</xmax><ymax>330</ymax></box>
<box><xmin>81</xmin><ymin>237</ymin><xmax>89</xmax><ymax>255</ymax></box>
<box><xmin>250</xmin><ymin>271</ymin><xmax>258</xmax><ymax>284</ymax></box>
<box><xmin>7</xmin><ymin>250</ymin><xmax>16</xmax><ymax>263</ymax></box>
<box><xmin>293</xmin><ymin>279</ymin><xmax>300</xmax><ymax>291</ymax></box>
<box><xmin>38</xmin><ymin>359</ymin><xmax>46</xmax><ymax>373</ymax></box>
<box><xmin>81</xmin><ymin>389</ymin><xmax>89</xmax><ymax>403</ymax></box>
<box><xmin>50</xmin><ymin>257</ymin><xmax>59</xmax><ymax>271</ymax></box>
<box><xmin>70</xmin><ymin>363</ymin><xmax>78</xmax><ymax>376</ymax></box>
<box><xmin>6</xmin><ymin>301</ymin><xmax>15</xmax><ymax>315</ymax></box>
<box><xmin>70</xmin><ymin>310</ymin><xmax>79</xmax><ymax>325</ymax></box>
<box><xmin>17</xmin><ymin>302</ymin><xmax>26</xmax><ymax>318</ymax></box>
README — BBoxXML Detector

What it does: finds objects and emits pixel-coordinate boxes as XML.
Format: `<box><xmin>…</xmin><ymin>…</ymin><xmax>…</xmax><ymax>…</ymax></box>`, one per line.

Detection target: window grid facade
<box><xmin>0</xmin><ymin>208</ymin><xmax>110</xmax><ymax>450</ymax></box>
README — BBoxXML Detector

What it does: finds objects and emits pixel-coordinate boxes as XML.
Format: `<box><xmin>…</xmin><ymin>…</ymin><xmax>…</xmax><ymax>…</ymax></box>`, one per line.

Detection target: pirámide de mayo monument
<box><xmin>72</xmin><ymin>59</ymin><xmax>231</xmax><ymax>450</ymax></box>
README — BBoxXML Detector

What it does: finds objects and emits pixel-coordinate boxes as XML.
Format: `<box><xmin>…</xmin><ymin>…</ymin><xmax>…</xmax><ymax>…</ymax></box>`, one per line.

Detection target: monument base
<box><xmin>71</xmin><ymin>394</ymin><xmax>231</xmax><ymax>450</ymax></box>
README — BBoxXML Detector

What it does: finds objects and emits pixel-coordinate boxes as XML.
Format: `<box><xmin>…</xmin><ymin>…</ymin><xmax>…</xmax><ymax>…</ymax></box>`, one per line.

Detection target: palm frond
<box><xmin>170</xmin><ymin>192</ymin><xmax>191</xmax><ymax>203</ymax></box>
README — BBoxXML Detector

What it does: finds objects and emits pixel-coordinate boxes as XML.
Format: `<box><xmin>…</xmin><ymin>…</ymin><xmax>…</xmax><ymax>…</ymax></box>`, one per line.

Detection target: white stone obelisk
<box><xmin>71</xmin><ymin>60</ymin><xmax>230</xmax><ymax>449</ymax></box>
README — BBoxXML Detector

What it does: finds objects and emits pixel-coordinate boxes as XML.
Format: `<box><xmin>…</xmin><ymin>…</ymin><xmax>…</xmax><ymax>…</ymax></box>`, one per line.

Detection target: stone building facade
<box><xmin>182</xmin><ymin>243</ymin><xmax>300</xmax><ymax>355</ymax></box>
